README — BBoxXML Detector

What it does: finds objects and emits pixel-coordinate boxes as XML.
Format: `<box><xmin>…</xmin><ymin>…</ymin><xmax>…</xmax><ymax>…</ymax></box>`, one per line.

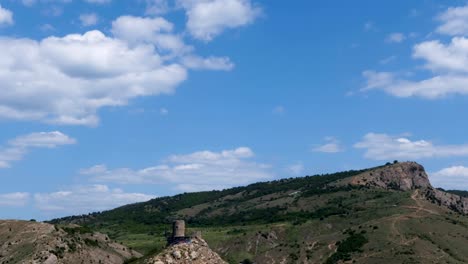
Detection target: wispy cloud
<box><xmin>0</xmin><ymin>131</ymin><xmax>76</xmax><ymax>168</ymax></box>
<box><xmin>312</xmin><ymin>137</ymin><xmax>344</xmax><ymax>153</ymax></box>
<box><xmin>81</xmin><ymin>147</ymin><xmax>273</xmax><ymax>192</ymax></box>
<box><xmin>355</xmin><ymin>133</ymin><xmax>468</xmax><ymax>160</ymax></box>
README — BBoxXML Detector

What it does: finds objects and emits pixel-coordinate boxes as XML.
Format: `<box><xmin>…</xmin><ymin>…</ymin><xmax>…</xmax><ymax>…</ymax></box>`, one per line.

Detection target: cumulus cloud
<box><xmin>0</xmin><ymin>193</ymin><xmax>30</xmax><ymax>207</ymax></box>
<box><xmin>0</xmin><ymin>29</ymin><xmax>186</xmax><ymax>126</ymax></box>
<box><xmin>0</xmin><ymin>131</ymin><xmax>76</xmax><ymax>168</ymax></box>
<box><xmin>362</xmin><ymin>4</ymin><xmax>468</xmax><ymax>99</ymax></box>
<box><xmin>178</xmin><ymin>0</ymin><xmax>261</xmax><ymax>41</ymax></box>
<box><xmin>312</xmin><ymin>137</ymin><xmax>344</xmax><ymax>153</ymax></box>
<box><xmin>81</xmin><ymin>147</ymin><xmax>273</xmax><ymax>192</ymax></box>
<box><xmin>354</xmin><ymin>133</ymin><xmax>468</xmax><ymax>160</ymax></box>
<box><xmin>431</xmin><ymin>166</ymin><xmax>468</xmax><ymax>190</ymax></box>
<box><xmin>0</xmin><ymin>5</ymin><xmax>13</xmax><ymax>26</ymax></box>
<box><xmin>436</xmin><ymin>5</ymin><xmax>468</xmax><ymax>36</ymax></box>
<box><xmin>34</xmin><ymin>185</ymin><xmax>154</xmax><ymax>215</ymax></box>
<box><xmin>111</xmin><ymin>15</ymin><xmax>190</xmax><ymax>55</ymax></box>
<box><xmin>79</xmin><ymin>13</ymin><xmax>98</xmax><ymax>26</ymax></box>
<box><xmin>386</xmin><ymin>33</ymin><xmax>405</xmax><ymax>43</ymax></box>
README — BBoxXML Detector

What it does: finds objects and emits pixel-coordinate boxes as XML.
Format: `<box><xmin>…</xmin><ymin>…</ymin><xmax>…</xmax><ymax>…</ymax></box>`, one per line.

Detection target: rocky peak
<box><xmin>145</xmin><ymin>237</ymin><xmax>227</xmax><ymax>264</ymax></box>
<box><xmin>347</xmin><ymin>162</ymin><xmax>432</xmax><ymax>191</ymax></box>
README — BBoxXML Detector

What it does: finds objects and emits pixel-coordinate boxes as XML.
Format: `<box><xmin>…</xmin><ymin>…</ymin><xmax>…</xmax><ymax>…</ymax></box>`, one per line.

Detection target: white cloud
<box><xmin>0</xmin><ymin>193</ymin><xmax>30</xmax><ymax>207</ymax></box>
<box><xmin>431</xmin><ymin>166</ymin><xmax>468</xmax><ymax>190</ymax></box>
<box><xmin>386</xmin><ymin>33</ymin><xmax>405</xmax><ymax>43</ymax></box>
<box><xmin>111</xmin><ymin>15</ymin><xmax>189</xmax><ymax>54</ymax></box>
<box><xmin>0</xmin><ymin>5</ymin><xmax>13</xmax><ymax>26</ymax></box>
<box><xmin>355</xmin><ymin>133</ymin><xmax>468</xmax><ymax>160</ymax></box>
<box><xmin>362</xmin><ymin>70</ymin><xmax>468</xmax><ymax>99</ymax></box>
<box><xmin>79</xmin><ymin>13</ymin><xmax>98</xmax><ymax>26</ymax></box>
<box><xmin>81</xmin><ymin>147</ymin><xmax>273</xmax><ymax>192</ymax></box>
<box><xmin>0</xmin><ymin>131</ymin><xmax>76</xmax><ymax>168</ymax></box>
<box><xmin>413</xmin><ymin>37</ymin><xmax>468</xmax><ymax>73</ymax></box>
<box><xmin>0</xmin><ymin>29</ymin><xmax>187</xmax><ymax>126</ymax></box>
<box><xmin>22</xmin><ymin>0</ymin><xmax>71</xmax><ymax>6</ymax></box>
<box><xmin>436</xmin><ymin>5</ymin><xmax>468</xmax><ymax>36</ymax></box>
<box><xmin>363</xmin><ymin>5</ymin><xmax>468</xmax><ymax>99</ymax></box>
<box><xmin>287</xmin><ymin>162</ymin><xmax>304</xmax><ymax>175</ymax></box>
<box><xmin>178</xmin><ymin>0</ymin><xmax>261</xmax><ymax>41</ymax></box>
<box><xmin>312</xmin><ymin>137</ymin><xmax>344</xmax><ymax>153</ymax></box>
<box><xmin>146</xmin><ymin>0</ymin><xmax>170</xmax><ymax>15</ymax></box>
<box><xmin>182</xmin><ymin>55</ymin><xmax>234</xmax><ymax>70</ymax></box>
<box><xmin>34</xmin><ymin>185</ymin><xmax>154</xmax><ymax>215</ymax></box>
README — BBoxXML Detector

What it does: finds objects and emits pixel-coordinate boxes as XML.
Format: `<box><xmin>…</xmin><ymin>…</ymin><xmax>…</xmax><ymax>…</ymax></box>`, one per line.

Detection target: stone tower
<box><xmin>172</xmin><ymin>220</ymin><xmax>185</xmax><ymax>238</ymax></box>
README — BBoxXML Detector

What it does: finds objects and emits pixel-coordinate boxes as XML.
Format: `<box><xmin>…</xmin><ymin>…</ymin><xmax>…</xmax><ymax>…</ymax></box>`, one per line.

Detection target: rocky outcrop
<box><xmin>341</xmin><ymin>162</ymin><xmax>468</xmax><ymax>215</ymax></box>
<box><xmin>145</xmin><ymin>238</ymin><xmax>227</xmax><ymax>264</ymax></box>
<box><xmin>424</xmin><ymin>188</ymin><xmax>468</xmax><ymax>214</ymax></box>
<box><xmin>0</xmin><ymin>220</ymin><xmax>141</xmax><ymax>264</ymax></box>
<box><xmin>346</xmin><ymin>162</ymin><xmax>432</xmax><ymax>191</ymax></box>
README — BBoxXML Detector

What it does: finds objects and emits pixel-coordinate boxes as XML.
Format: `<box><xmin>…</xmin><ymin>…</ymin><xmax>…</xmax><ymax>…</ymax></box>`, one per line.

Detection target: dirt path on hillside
<box><xmin>389</xmin><ymin>189</ymin><xmax>440</xmax><ymax>245</ymax></box>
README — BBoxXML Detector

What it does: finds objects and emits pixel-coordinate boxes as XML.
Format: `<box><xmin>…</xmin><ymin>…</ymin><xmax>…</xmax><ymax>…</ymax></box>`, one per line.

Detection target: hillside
<box><xmin>50</xmin><ymin>162</ymin><xmax>468</xmax><ymax>263</ymax></box>
<box><xmin>0</xmin><ymin>220</ymin><xmax>141</xmax><ymax>264</ymax></box>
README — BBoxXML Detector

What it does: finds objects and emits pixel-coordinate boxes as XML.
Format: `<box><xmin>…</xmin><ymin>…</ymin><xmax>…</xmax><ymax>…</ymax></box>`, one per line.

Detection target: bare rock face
<box><xmin>347</xmin><ymin>162</ymin><xmax>432</xmax><ymax>191</ymax></box>
<box><xmin>424</xmin><ymin>188</ymin><xmax>468</xmax><ymax>214</ymax></box>
<box><xmin>341</xmin><ymin>162</ymin><xmax>468</xmax><ymax>215</ymax></box>
<box><xmin>0</xmin><ymin>220</ymin><xmax>141</xmax><ymax>264</ymax></box>
<box><xmin>145</xmin><ymin>238</ymin><xmax>227</xmax><ymax>264</ymax></box>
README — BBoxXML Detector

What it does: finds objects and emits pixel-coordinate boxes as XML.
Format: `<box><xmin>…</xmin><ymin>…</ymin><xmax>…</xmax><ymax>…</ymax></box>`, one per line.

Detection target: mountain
<box><xmin>0</xmin><ymin>220</ymin><xmax>141</xmax><ymax>264</ymax></box>
<box><xmin>50</xmin><ymin>162</ymin><xmax>468</xmax><ymax>264</ymax></box>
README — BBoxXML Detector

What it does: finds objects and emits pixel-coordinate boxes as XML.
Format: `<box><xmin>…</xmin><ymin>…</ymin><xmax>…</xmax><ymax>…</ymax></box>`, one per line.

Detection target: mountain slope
<box><xmin>0</xmin><ymin>220</ymin><xmax>141</xmax><ymax>264</ymax></box>
<box><xmin>50</xmin><ymin>162</ymin><xmax>468</xmax><ymax>263</ymax></box>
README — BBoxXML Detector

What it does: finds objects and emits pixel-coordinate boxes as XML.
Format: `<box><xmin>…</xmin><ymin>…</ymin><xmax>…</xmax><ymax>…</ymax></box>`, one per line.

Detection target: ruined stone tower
<box><xmin>172</xmin><ymin>220</ymin><xmax>185</xmax><ymax>238</ymax></box>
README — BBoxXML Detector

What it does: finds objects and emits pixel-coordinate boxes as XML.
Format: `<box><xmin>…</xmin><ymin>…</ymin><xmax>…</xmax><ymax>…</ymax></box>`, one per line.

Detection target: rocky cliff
<box><xmin>145</xmin><ymin>238</ymin><xmax>227</xmax><ymax>264</ymax></box>
<box><xmin>340</xmin><ymin>162</ymin><xmax>468</xmax><ymax>214</ymax></box>
<box><xmin>0</xmin><ymin>220</ymin><xmax>141</xmax><ymax>264</ymax></box>
<box><xmin>345</xmin><ymin>162</ymin><xmax>432</xmax><ymax>191</ymax></box>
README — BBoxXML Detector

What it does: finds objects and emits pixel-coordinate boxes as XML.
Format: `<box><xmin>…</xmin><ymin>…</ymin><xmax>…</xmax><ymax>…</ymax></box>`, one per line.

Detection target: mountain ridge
<box><xmin>47</xmin><ymin>161</ymin><xmax>468</xmax><ymax>263</ymax></box>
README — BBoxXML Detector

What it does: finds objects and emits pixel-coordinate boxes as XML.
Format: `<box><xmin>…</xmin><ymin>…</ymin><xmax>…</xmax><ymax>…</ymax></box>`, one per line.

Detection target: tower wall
<box><xmin>172</xmin><ymin>220</ymin><xmax>185</xmax><ymax>238</ymax></box>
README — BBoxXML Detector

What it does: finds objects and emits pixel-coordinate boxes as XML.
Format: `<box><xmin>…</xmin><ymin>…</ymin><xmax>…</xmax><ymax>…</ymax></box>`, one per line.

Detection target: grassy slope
<box><xmin>49</xmin><ymin>164</ymin><xmax>468</xmax><ymax>263</ymax></box>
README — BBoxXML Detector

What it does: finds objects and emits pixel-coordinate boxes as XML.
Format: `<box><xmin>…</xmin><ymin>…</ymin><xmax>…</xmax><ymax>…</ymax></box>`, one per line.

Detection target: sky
<box><xmin>1</xmin><ymin>0</ymin><xmax>468</xmax><ymax>220</ymax></box>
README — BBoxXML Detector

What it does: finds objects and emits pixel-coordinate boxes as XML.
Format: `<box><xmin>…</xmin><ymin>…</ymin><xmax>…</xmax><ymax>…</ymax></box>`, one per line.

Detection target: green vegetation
<box><xmin>47</xmin><ymin>162</ymin><xmax>468</xmax><ymax>263</ymax></box>
<box><xmin>325</xmin><ymin>230</ymin><xmax>368</xmax><ymax>264</ymax></box>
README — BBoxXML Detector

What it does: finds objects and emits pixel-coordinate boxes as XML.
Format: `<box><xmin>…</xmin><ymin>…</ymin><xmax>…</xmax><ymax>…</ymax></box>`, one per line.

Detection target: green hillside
<box><xmin>49</xmin><ymin>162</ymin><xmax>468</xmax><ymax>264</ymax></box>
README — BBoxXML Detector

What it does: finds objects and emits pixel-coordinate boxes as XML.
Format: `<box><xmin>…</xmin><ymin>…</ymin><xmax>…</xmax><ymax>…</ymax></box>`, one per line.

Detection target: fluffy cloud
<box><xmin>0</xmin><ymin>193</ymin><xmax>30</xmax><ymax>207</ymax></box>
<box><xmin>355</xmin><ymin>133</ymin><xmax>468</xmax><ymax>160</ymax></box>
<box><xmin>111</xmin><ymin>15</ymin><xmax>190</xmax><ymax>55</ymax></box>
<box><xmin>431</xmin><ymin>166</ymin><xmax>468</xmax><ymax>190</ymax></box>
<box><xmin>436</xmin><ymin>5</ymin><xmax>468</xmax><ymax>36</ymax></box>
<box><xmin>312</xmin><ymin>137</ymin><xmax>344</xmax><ymax>153</ymax></box>
<box><xmin>0</xmin><ymin>13</ymin><xmax>238</xmax><ymax>126</ymax></box>
<box><xmin>81</xmin><ymin>147</ymin><xmax>273</xmax><ymax>192</ymax></box>
<box><xmin>0</xmin><ymin>5</ymin><xmax>13</xmax><ymax>26</ymax></box>
<box><xmin>79</xmin><ymin>13</ymin><xmax>98</xmax><ymax>26</ymax></box>
<box><xmin>386</xmin><ymin>33</ymin><xmax>405</xmax><ymax>43</ymax></box>
<box><xmin>363</xmin><ymin>5</ymin><xmax>468</xmax><ymax>99</ymax></box>
<box><xmin>178</xmin><ymin>0</ymin><xmax>261</xmax><ymax>41</ymax></box>
<box><xmin>34</xmin><ymin>185</ymin><xmax>154</xmax><ymax>215</ymax></box>
<box><xmin>0</xmin><ymin>29</ymin><xmax>186</xmax><ymax>126</ymax></box>
<box><xmin>0</xmin><ymin>131</ymin><xmax>76</xmax><ymax>168</ymax></box>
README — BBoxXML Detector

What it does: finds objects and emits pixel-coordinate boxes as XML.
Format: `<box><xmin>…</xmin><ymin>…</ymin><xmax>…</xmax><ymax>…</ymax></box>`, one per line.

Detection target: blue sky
<box><xmin>1</xmin><ymin>0</ymin><xmax>468</xmax><ymax>220</ymax></box>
